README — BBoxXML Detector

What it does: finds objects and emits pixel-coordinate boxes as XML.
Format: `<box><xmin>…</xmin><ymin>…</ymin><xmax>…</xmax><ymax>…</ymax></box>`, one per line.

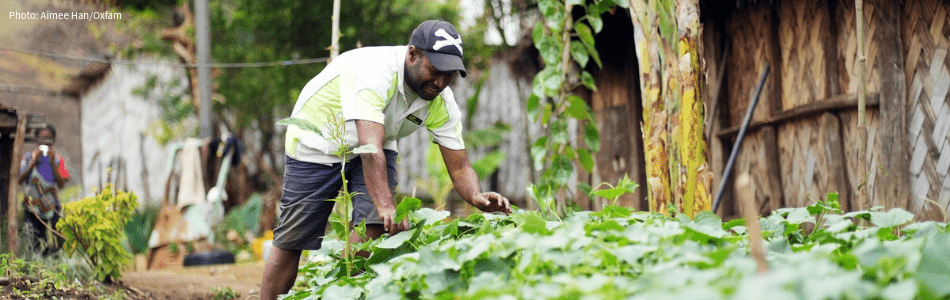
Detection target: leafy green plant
<box><xmin>279</xmin><ymin>108</ymin><xmax>379</xmax><ymax>277</ymax></box>
<box><xmin>526</xmin><ymin>0</ymin><xmax>627</xmax><ymax>218</ymax></box>
<box><xmin>56</xmin><ymin>185</ymin><xmax>138</xmax><ymax>283</ymax></box>
<box><xmin>124</xmin><ymin>205</ymin><xmax>160</xmax><ymax>255</ymax></box>
<box><xmin>211</xmin><ymin>286</ymin><xmax>242</xmax><ymax>300</ymax></box>
<box><xmin>285</xmin><ymin>196</ymin><xmax>950</xmax><ymax>299</ymax></box>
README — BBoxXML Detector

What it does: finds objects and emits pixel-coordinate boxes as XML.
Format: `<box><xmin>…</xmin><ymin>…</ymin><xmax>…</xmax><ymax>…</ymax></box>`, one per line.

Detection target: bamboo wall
<box><xmin>903</xmin><ymin>0</ymin><xmax>950</xmax><ymax>221</ymax></box>
<box><xmin>707</xmin><ymin>0</ymin><xmax>942</xmax><ymax>219</ymax></box>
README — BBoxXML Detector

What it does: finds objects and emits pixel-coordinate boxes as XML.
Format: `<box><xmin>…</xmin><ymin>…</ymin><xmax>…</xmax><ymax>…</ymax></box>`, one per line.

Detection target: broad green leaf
<box><xmin>527</xmin><ymin>94</ymin><xmax>541</xmax><ymax>118</ymax></box>
<box><xmin>584</xmin><ymin>122</ymin><xmax>601</xmax><ymax>152</ymax></box>
<box><xmin>411</xmin><ymin>208</ymin><xmax>450</xmax><ymax>226</ymax></box>
<box><xmin>591</xmin><ymin>188</ymin><xmax>629</xmax><ymax>200</ymax></box>
<box><xmin>575</xmin><ymin>23</ymin><xmax>595</xmax><ymax>52</ymax></box>
<box><xmin>322</xmin><ymin>284</ymin><xmax>362</xmax><ymax>299</ymax></box>
<box><xmin>567</xmin><ymin>0</ymin><xmax>584</xmax><ymax>7</ymax></box>
<box><xmin>916</xmin><ymin>232</ymin><xmax>950</xmax><ymax>297</ymax></box>
<box><xmin>543</xmin><ymin>67</ymin><xmax>563</xmax><ymax>91</ymax></box>
<box><xmin>394</xmin><ymin>197</ymin><xmax>421</xmax><ymax>223</ymax></box>
<box><xmin>570</xmin><ymin>41</ymin><xmax>589</xmax><ymax>68</ymax></box>
<box><xmin>566</xmin><ymin>95</ymin><xmax>593</xmax><ymax>121</ymax></box>
<box><xmin>578</xmin><ymin>182</ymin><xmax>593</xmax><ymax>201</ymax></box>
<box><xmin>531</xmin><ymin>137</ymin><xmax>549</xmax><ymax>170</ymax></box>
<box><xmin>870</xmin><ymin>208</ymin><xmax>915</xmax><ymax>228</ymax></box>
<box><xmin>693</xmin><ymin>211</ymin><xmax>723</xmax><ymax>228</ymax></box>
<box><xmin>276</xmin><ymin>117</ymin><xmax>323</xmax><ymax>135</ymax></box>
<box><xmin>539</xmin><ymin>0</ymin><xmax>565</xmax><ymax>31</ymax></box>
<box><xmin>785</xmin><ymin>207</ymin><xmax>816</xmax><ymax>225</ymax></box>
<box><xmin>352</xmin><ymin>144</ymin><xmax>378</xmax><ymax>154</ymax></box>
<box><xmin>575</xmin><ymin>23</ymin><xmax>603</xmax><ymax>69</ymax></box>
<box><xmin>586</xmin><ymin>220</ymin><xmax>624</xmax><ymax>232</ymax></box>
<box><xmin>612</xmin><ymin>245</ymin><xmax>658</xmax><ymax>265</ymax></box>
<box><xmin>532</xmin><ymin>20</ymin><xmax>545</xmax><ymax>45</ymax></box>
<box><xmin>587</xmin><ymin>11</ymin><xmax>603</xmax><ymax>33</ymax></box>
<box><xmin>612</xmin><ymin>0</ymin><xmax>630</xmax><ymax>9</ymax></box>
<box><xmin>539</xmin><ymin>37</ymin><xmax>562</xmax><ymax>66</ymax></box>
<box><xmin>577</xmin><ymin>148</ymin><xmax>594</xmax><ymax>173</ymax></box>
<box><xmin>541</xmin><ymin>103</ymin><xmax>553</xmax><ymax>125</ymax></box>
<box><xmin>376</xmin><ymin>230</ymin><xmax>412</xmax><ymax>249</ymax></box>
<box><xmin>550</xmin><ymin>154</ymin><xmax>574</xmax><ymax>186</ymax></box>
<box><xmin>472</xmin><ymin>151</ymin><xmax>507</xmax><ymax>179</ymax></box>
<box><xmin>517</xmin><ymin>211</ymin><xmax>549</xmax><ymax>234</ymax></box>
<box><xmin>581</xmin><ymin>71</ymin><xmax>597</xmax><ymax>91</ymax></box>
<box><xmin>532</xmin><ymin>73</ymin><xmax>545</xmax><ymax>100</ymax></box>
<box><xmin>550</xmin><ymin>119</ymin><xmax>569</xmax><ymax>144</ymax></box>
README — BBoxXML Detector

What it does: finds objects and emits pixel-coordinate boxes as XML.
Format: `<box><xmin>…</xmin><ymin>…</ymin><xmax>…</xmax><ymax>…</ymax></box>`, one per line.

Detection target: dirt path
<box><xmin>122</xmin><ymin>261</ymin><xmax>264</xmax><ymax>300</ymax></box>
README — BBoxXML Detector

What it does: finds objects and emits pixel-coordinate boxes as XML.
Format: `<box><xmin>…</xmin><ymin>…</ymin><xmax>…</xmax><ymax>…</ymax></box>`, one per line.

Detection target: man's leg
<box><xmin>261</xmin><ymin>246</ymin><xmax>302</xmax><ymax>300</ymax></box>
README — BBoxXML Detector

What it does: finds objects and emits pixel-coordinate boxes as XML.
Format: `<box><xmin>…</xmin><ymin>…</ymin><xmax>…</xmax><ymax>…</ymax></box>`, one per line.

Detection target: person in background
<box><xmin>18</xmin><ymin>125</ymin><xmax>69</xmax><ymax>255</ymax></box>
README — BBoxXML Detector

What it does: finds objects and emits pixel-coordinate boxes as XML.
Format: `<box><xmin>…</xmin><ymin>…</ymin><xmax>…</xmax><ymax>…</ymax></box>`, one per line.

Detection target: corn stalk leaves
<box><xmin>352</xmin><ymin>144</ymin><xmax>379</xmax><ymax>154</ymax></box>
<box><xmin>277</xmin><ymin>117</ymin><xmax>323</xmax><ymax>136</ymax></box>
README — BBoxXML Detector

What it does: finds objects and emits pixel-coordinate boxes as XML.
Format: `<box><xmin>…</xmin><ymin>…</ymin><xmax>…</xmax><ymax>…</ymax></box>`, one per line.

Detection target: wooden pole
<box><xmin>736</xmin><ymin>173</ymin><xmax>767</xmax><ymax>274</ymax></box>
<box><xmin>195</xmin><ymin>0</ymin><xmax>212</xmax><ymax>138</ymax></box>
<box><xmin>855</xmin><ymin>0</ymin><xmax>869</xmax><ymax>209</ymax></box>
<box><xmin>330</xmin><ymin>0</ymin><xmax>341</xmax><ymax>62</ymax></box>
<box><xmin>7</xmin><ymin>115</ymin><xmax>26</xmax><ymax>255</ymax></box>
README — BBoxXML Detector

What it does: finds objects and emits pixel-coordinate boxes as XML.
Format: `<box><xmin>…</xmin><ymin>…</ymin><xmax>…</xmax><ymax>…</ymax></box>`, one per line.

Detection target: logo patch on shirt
<box><xmin>406</xmin><ymin>114</ymin><xmax>423</xmax><ymax>126</ymax></box>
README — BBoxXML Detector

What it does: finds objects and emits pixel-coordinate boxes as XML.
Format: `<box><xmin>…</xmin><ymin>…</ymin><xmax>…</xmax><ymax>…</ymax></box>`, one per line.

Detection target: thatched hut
<box><xmin>701</xmin><ymin>0</ymin><xmax>949</xmax><ymax>221</ymax></box>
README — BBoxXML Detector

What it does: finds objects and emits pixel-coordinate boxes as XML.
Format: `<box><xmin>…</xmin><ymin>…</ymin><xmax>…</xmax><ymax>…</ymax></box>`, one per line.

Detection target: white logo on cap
<box><xmin>432</xmin><ymin>28</ymin><xmax>463</xmax><ymax>54</ymax></box>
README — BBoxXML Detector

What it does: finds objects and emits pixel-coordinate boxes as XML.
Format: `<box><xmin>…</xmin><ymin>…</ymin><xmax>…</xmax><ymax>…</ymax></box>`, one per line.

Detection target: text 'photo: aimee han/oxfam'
<box><xmin>9</xmin><ymin>10</ymin><xmax>121</xmax><ymax>21</ymax></box>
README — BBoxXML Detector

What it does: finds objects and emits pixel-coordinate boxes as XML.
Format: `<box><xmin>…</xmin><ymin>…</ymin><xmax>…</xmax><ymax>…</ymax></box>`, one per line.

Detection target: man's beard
<box><xmin>405</xmin><ymin>61</ymin><xmax>433</xmax><ymax>100</ymax></box>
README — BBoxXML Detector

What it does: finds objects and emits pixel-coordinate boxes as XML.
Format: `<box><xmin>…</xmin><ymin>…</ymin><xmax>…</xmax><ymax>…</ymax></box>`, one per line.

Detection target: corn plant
<box><xmin>278</xmin><ymin>110</ymin><xmax>379</xmax><ymax>277</ymax></box>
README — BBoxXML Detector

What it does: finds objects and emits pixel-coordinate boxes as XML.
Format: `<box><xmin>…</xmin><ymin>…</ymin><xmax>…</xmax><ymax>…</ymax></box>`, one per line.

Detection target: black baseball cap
<box><xmin>409</xmin><ymin>20</ymin><xmax>467</xmax><ymax>78</ymax></box>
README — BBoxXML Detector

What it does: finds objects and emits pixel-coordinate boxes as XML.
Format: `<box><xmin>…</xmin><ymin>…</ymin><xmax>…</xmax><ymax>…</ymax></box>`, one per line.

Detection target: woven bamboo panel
<box><xmin>778</xmin><ymin>0</ymin><xmax>833</xmax><ymax>109</ymax></box>
<box><xmin>834</xmin><ymin>1</ymin><xmax>887</xmax><ymax>212</ymax></box>
<box><xmin>838</xmin><ymin>110</ymin><xmax>880</xmax><ymax>209</ymax></box>
<box><xmin>902</xmin><ymin>0</ymin><xmax>950</xmax><ymax>220</ymax></box>
<box><xmin>778</xmin><ymin>114</ymin><xmax>853</xmax><ymax>209</ymax></box>
<box><xmin>734</xmin><ymin>130</ymin><xmax>783</xmax><ymax>216</ymax></box>
<box><xmin>836</xmin><ymin>2</ymin><xmax>882</xmax><ymax>95</ymax></box>
<box><xmin>725</xmin><ymin>6</ymin><xmax>775</xmax><ymax>128</ymax></box>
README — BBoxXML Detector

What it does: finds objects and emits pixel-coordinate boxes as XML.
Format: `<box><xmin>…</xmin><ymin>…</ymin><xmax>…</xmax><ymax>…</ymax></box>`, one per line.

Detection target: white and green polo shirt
<box><xmin>285</xmin><ymin>46</ymin><xmax>465</xmax><ymax>164</ymax></box>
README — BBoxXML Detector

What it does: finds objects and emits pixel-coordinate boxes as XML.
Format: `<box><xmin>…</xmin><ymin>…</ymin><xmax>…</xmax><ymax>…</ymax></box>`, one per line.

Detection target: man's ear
<box><xmin>407</xmin><ymin>46</ymin><xmax>419</xmax><ymax>64</ymax></box>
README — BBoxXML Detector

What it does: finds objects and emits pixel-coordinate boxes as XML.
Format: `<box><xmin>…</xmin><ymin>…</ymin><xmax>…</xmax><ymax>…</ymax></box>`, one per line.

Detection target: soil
<box><xmin>122</xmin><ymin>261</ymin><xmax>264</xmax><ymax>300</ymax></box>
<box><xmin>0</xmin><ymin>261</ymin><xmax>264</xmax><ymax>300</ymax></box>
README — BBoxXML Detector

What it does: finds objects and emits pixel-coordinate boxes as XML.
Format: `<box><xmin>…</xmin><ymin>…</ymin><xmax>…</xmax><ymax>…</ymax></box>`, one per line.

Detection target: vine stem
<box><xmin>341</xmin><ymin>158</ymin><xmax>352</xmax><ymax>277</ymax></box>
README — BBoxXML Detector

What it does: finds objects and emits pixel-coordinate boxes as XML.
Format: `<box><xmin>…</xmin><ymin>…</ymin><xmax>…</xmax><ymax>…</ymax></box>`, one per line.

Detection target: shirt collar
<box><xmin>397</xmin><ymin>45</ymin><xmax>409</xmax><ymax>97</ymax></box>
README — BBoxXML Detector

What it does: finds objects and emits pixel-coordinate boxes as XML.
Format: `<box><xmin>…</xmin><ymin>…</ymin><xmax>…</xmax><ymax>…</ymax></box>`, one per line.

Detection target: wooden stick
<box><xmin>737</xmin><ymin>173</ymin><xmax>767</xmax><ymax>274</ymax></box>
<box><xmin>7</xmin><ymin>115</ymin><xmax>26</xmax><ymax>255</ymax></box>
<box><xmin>855</xmin><ymin>0</ymin><xmax>869</xmax><ymax>210</ymax></box>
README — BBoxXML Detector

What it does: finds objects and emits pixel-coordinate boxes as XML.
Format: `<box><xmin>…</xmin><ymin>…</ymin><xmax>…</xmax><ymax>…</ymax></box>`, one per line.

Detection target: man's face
<box><xmin>36</xmin><ymin>129</ymin><xmax>54</xmax><ymax>146</ymax></box>
<box><xmin>405</xmin><ymin>47</ymin><xmax>457</xmax><ymax>101</ymax></box>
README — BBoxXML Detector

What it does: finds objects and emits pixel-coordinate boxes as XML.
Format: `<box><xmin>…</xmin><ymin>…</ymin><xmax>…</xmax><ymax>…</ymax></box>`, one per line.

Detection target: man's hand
<box><xmin>30</xmin><ymin>149</ymin><xmax>41</xmax><ymax>160</ymax></box>
<box><xmin>48</xmin><ymin>147</ymin><xmax>56</xmax><ymax>160</ymax></box>
<box><xmin>377</xmin><ymin>205</ymin><xmax>410</xmax><ymax>236</ymax></box>
<box><xmin>474</xmin><ymin>192</ymin><xmax>512</xmax><ymax>215</ymax></box>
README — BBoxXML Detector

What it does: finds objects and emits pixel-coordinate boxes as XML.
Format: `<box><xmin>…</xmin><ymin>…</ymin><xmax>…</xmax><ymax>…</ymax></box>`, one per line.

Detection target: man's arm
<box><xmin>355</xmin><ymin>120</ymin><xmax>409</xmax><ymax>235</ymax></box>
<box><xmin>49</xmin><ymin>148</ymin><xmax>66</xmax><ymax>188</ymax></box>
<box><xmin>18</xmin><ymin>150</ymin><xmax>39</xmax><ymax>184</ymax></box>
<box><xmin>439</xmin><ymin>146</ymin><xmax>511</xmax><ymax>214</ymax></box>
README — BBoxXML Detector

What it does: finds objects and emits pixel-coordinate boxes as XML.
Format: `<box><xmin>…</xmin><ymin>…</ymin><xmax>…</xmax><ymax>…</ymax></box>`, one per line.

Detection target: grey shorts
<box><xmin>272</xmin><ymin>150</ymin><xmax>397</xmax><ymax>250</ymax></box>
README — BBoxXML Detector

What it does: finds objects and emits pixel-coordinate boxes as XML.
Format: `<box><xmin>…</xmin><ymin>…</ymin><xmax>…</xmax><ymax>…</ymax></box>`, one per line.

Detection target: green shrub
<box><xmin>124</xmin><ymin>205</ymin><xmax>160</xmax><ymax>254</ymax></box>
<box><xmin>56</xmin><ymin>185</ymin><xmax>138</xmax><ymax>283</ymax></box>
<box><xmin>211</xmin><ymin>286</ymin><xmax>241</xmax><ymax>300</ymax></box>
